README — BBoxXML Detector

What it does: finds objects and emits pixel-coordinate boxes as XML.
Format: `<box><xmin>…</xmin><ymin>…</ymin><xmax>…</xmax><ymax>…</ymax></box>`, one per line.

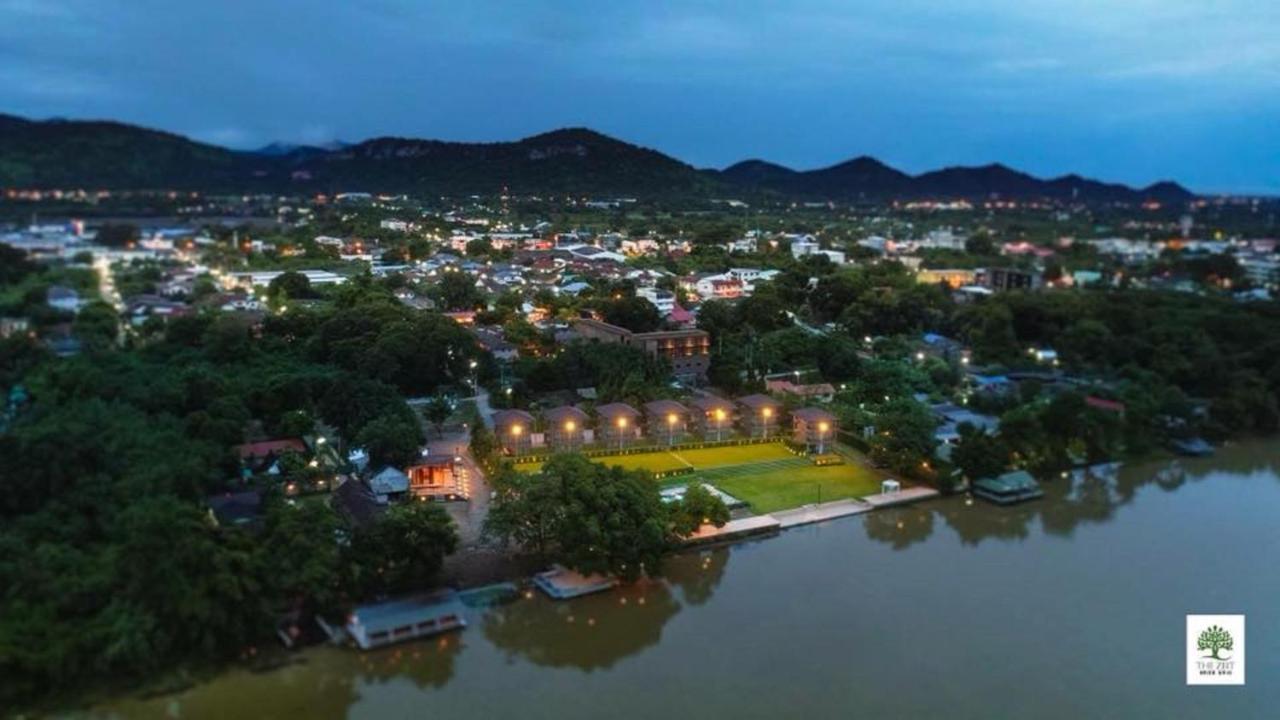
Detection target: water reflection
<box><xmin>483</xmin><ymin>580</ymin><xmax>681</xmax><ymax>671</ymax></box>
<box><xmin>862</xmin><ymin>506</ymin><xmax>934</xmax><ymax>550</ymax></box>
<box><xmin>355</xmin><ymin>631</ymin><xmax>463</xmax><ymax>690</ymax></box>
<box><xmin>666</xmin><ymin>548</ymin><xmax>730</xmax><ymax>606</ymax></box>
<box><xmin>481</xmin><ymin>548</ymin><xmax>731</xmax><ymax>671</ymax></box>
<box><xmin>865</xmin><ymin>443</ymin><xmax>1280</xmax><ymax>549</ymax></box>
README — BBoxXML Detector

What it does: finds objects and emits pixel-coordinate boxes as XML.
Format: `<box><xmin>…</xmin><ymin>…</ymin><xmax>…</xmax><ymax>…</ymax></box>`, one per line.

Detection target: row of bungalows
<box><xmin>493</xmin><ymin>397</ymin><xmax>836</xmax><ymax>454</ymax></box>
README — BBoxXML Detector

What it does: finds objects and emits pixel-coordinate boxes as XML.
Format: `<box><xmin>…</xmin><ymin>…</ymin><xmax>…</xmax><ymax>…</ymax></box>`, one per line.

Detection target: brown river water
<box><xmin>82</xmin><ymin>441</ymin><xmax>1280</xmax><ymax>719</ymax></box>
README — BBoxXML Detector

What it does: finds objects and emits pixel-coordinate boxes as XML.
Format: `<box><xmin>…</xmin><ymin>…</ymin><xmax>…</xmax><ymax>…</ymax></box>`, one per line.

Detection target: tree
<box><xmin>485</xmin><ymin>454</ymin><xmax>673</xmax><ymax>579</ymax></box>
<box><xmin>356</xmin><ymin>412</ymin><xmax>422</xmax><ymax>469</ymax></box>
<box><xmin>601</xmin><ymin>296</ymin><xmax>661</xmax><ymax>333</ymax></box>
<box><xmin>0</xmin><ymin>243</ymin><xmax>36</xmax><ymax>285</ymax></box>
<box><xmin>72</xmin><ymin>300</ymin><xmax>119</xmax><ymax>351</ymax></box>
<box><xmin>436</xmin><ymin>271</ymin><xmax>482</xmax><ymax>311</ymax></box>
<box><xmin>670</xmin><ymin>483</ymin><xmax>730</xmax><ymax>536</ymax></box>
<box><xmin>260</xmin><ymin>500</ymin><xmax>345</xmax><ymax>615</ymax></box>
<box><xmin>96</xmin><ymin>223</ymin><xmax>140</xmax><ymax>248</ymax></box>
<box><xmin>348</xmin><ymin>502</ymin><xmax>458</xmax><ymax>596</ymax></box>
<box><xmin>950</xmin><ymin>423</ymin><xmax>1008</xmax><ymax>480</ymax></box>
<box><xmin>267</xmin><ymin>270</ymin><xmax>314</xmax><ymax>300</ymax></box>
<box><xmin>1197</xmin><ymin>625</ymin><xmax>1233</xmax><ymax>660</ymax></box>
<box><xmin>423</xmin><ymin>396</ymin><xmax>453</xmax><ymax>438</ymax></box>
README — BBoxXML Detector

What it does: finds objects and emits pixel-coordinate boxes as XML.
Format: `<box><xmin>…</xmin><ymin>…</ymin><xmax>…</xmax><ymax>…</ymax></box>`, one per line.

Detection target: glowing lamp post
<box><xmin>564</xmin><ymin>420</ymin><xmax>576</xmax><ymax>448</ymax></box>
<box><xmin>616</xmin><ymin>416</ymin><xmax>628</xmax><ymax>450</ymax></box>
<box><xmin>714</xmin><ymin>408</ymin><xmax>726</xmax><ymax>442</ymax></box>
<box><xmin>667</xmin><ymin>413</ymin><xmax>678</xmax><ymax>446</ymax></box>
<box><xmin>510</xmin><ymin>423</ymin><xmax>522</xmax><ymax>453</ymax></box>
<box><xmin>761</xmin><ymin>406</ymin><xmax>773</xmax><ymax>439</ymax></box>
<box><xmin>817</xmin><ymin>420</ymin><xmax>829</xmax><ymax>455</ymax></box>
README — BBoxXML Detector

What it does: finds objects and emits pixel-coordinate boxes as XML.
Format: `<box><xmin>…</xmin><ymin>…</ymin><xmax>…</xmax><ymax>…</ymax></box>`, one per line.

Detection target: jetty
<box><xmin>533</xmin><ymin>565</ymin><xmax>619</xmax><ymax>599</ymax></box>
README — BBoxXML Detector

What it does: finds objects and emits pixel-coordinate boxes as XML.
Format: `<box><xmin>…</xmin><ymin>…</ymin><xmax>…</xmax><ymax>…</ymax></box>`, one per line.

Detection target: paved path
<box><xmin>770</xmin><ymin>498</ymin><xmax>874</xmax><ymax>529</ymax></box>
<box><xmin>862</xmin><ymin>486</ymin><xmax>940</xmax><ymax>507</ymax></box>
<box><xmin>429</xmin><ymin>431</ymin><xmax>492</xmax><ymax>547</ymax></box>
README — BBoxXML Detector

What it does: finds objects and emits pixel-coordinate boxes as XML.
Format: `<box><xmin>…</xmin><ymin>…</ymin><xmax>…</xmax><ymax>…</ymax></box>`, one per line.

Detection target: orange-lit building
<box><xmin>573</xmin><ymin>318</ymin><xmax>710</xmax><ymax>381</ymax></box>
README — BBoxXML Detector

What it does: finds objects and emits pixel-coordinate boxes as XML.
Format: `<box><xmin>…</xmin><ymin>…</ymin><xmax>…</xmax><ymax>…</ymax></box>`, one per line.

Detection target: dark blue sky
<box><xmin>2</xmin><ymin>0</ymin><xmax>1277</xmax><ymax>193</ymax></box>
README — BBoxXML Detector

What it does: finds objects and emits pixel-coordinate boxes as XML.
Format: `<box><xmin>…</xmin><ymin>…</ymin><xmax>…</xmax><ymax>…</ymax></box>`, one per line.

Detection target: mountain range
<box><xmin>0</xmin><ymin>113</ymin><xmax>1193</xmax><ymax>204</ymax></box>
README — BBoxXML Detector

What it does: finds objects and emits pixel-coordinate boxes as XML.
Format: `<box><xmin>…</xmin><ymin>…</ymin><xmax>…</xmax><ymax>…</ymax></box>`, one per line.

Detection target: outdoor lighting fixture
<box><xmin>762</xmin><ymin>407</ymin><xmax>772</xmax><ymax>418</ymax></box>
<box><xmin>617</xmin><ymin>417</ymin><xmax>627</xmax><ymax>428</ymax></box>
<box><xmin>565</xmin><ymin>421</ymin><xmax>576</xmax><ymax>431</ymax></box>
<box><xmin>667</xmin><ymin>413</ymin><xmax>677</xmax><ymax>425</ymax></box>
<box><xmin>316</xmin><ymin>437</ymin><xmax>326</xmax><ymax>445</ymax></box>
<box><xmin>715</xmin><ymin>409</ymin><xmax>726</xmax><ymax>420</ymax></box>
<box><xmin>511</xmin><ymin>424</ymin><xmax>522</xmax><ymax>436</ymax></box>
<box><xmin>818</xmin><ymin>422</ymin><xmax>829</xmax><ymax>433</ymax></box>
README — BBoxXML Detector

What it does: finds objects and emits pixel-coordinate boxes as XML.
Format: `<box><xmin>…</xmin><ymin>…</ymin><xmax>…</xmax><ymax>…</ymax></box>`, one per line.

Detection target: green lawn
<box><xmin>512</xmin><ymin>442</ymin><xmax>885</xmax><ymax>513</ymax></box>
<box><xmin>678</xmin><ymin>459</ymin><xmax>886</xmax><ymax>514</ymax></box>
<box><xmin>514</xmin><ymin>442</ymin><xmax>794</xmax><ymax>475</ymax></box>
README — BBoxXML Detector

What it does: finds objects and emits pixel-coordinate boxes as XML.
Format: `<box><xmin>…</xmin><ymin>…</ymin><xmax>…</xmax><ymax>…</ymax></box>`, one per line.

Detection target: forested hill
<box><xmin>0</xmin><ymin>113</ymin><xmax>1192</xmax><ymax>203</ymax></box>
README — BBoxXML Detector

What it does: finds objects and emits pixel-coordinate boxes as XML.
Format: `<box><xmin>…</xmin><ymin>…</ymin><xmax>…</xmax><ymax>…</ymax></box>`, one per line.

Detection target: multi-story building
<box><xmin>574</xmin><ymin>318</ymin><xmax>711</xmax><ymax>381</ymax></box>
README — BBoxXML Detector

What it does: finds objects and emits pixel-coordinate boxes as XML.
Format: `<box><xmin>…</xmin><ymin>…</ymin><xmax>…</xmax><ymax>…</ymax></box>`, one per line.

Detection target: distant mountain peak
<box><xmin>0</xmin><ymin>112</ymin><xmax>1199</xmax><ymax>202</ymax></box>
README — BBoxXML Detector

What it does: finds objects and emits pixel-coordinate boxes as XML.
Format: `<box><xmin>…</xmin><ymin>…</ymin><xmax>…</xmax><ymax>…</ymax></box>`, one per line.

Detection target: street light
<box><xmin>761</xmin><ymin>406</ymin><xmax>773</xmax><ymax>439</ymax></box>
<box><xmin>714</xmin><ymin>408</ymin><xmax>726</xmax><ymax>441</ymax></box>
<box><xmin>667</xmin><ymin>412</ymin><xmax>678</xmax><ymax>446</ymax></box>
<box><xmin>616</xmin><ymin>416</ymin><xmax>628</xmax><ymax>450</ymax></box>
<box><xmin>817</xmin><ymin>420</ymin><xmax>829</xmax><ymax>455</ymax></box>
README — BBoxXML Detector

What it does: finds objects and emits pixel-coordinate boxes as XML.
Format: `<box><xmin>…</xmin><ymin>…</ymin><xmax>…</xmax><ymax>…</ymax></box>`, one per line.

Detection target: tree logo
<box><xmin>1196</xmin><ymin>625</ymin><xmax>1232</xmax><ymax>660</ymax></box>
<box><xmin>1187</xmin><ymin>614</ymin><xmax>1245</xmax><ymax>686</ymax></box>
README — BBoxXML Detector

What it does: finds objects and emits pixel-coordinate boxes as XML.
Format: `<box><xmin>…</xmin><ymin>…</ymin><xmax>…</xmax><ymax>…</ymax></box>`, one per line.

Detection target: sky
<box><xmin>1</xmin><ymin>0</ymin><xmax>1278</xmax><ymax>193</ymax></box>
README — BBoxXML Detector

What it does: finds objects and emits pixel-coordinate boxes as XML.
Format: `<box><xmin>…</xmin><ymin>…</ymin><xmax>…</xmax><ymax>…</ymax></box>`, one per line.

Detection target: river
<box><xmin>84</xmin><ymin>441</ymin><xmax>1279</xmax><ymax>719</ymax></box>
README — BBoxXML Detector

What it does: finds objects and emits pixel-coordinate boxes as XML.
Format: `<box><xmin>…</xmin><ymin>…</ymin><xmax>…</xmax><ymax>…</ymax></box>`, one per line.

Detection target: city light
<box><xmin>511</xmin><ymin>424</ymin><xmax>522</xmax><ymax>436</ymax></box>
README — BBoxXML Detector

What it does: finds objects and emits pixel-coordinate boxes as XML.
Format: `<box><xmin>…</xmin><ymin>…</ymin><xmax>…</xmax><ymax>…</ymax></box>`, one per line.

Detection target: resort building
<box><xmin>596</xmin><ymin>402</ymin><xmax>642</xmax><ymax>449</ymax></box>
<box><xmin>737</xmin><ymin>394</ymin><xmax>782</xmax><ymax>438</ymax></box>
<box><xmin>791</xmin><ymin>407</ymin><xmax>837</xmax><ymax>454</ymax></box>
<box><xmin>494</xmin><ymin>409</ymin><xmax>535</xmax><ymax>455</ymax></box>
<box><xmin>690</xmin><ymin>396</ymin><xmax>736</xmax><ymax>441</ymax></box>
<box><xmin>405</xmin><ymin>455</ymin><xmax>463</xmax><ymax>500</ymax></box>
<box><xmin>644</xmin><ymin>399</ymin><xmax>690</xmax><ymax>446</ymax></box>
<box><xmin>544</xmin><ymin>405</ymin><xmax>589</xmax><ymax>450</ymax></box>
<box><xmin>573</xmin><ymin>318</ymin><xmax>711</xmax><ymax>381</ymax></box>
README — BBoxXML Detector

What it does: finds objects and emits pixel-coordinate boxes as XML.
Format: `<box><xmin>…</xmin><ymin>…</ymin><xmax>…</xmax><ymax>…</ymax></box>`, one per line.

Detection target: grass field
<box><xmin>514</xmin><ymin>442</ymin><xmax>795</xmax><ymax>476</ymax></box>
<box><xmin>689</xmin><ymin>461</ymin><xmax>884</xmax><ymax>514</ymax></box>
<box><xmin>514</xmin><ymin>442</ymin><xmax>885</xmax><ymax>513</ymax></box>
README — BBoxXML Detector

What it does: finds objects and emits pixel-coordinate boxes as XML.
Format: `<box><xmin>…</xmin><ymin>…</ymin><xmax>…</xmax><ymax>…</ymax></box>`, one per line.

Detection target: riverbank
<box><xmin>79</xmin><ymin>440</ymin><xmax>1280</xmax><ymax>719</ymax></box>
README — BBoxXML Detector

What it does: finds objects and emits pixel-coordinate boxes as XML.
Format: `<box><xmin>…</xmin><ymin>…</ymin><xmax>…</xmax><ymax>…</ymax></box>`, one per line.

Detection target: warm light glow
<box><xmin>818</xmin><ymin>421</ymin><xmax>829</xmax><ymax>433</ymax></box>
<box><xmin>714</xmin><ymin>409</ymin><xmax>726</xmax><ymax>421</ymax></box>
<box><xmin>617</xmin><ymin>417</ymin><xmax>627</xmax><ymax>428</ymax></box>
<box><xmin>511</xmin><ymin>424</ymin><xmax>522</xmax><ymax>436</ymax></box>
<box><xmin>565</xmin><ymin>420</ymin><xmax>576</xmax><ymax>432</ymax></box>
<box><xmin>761</xmin><ymin>407</ymin><xmax>772</xmax><ymax>418</ymax></box>
<box><xmin>667</xmin><ymin>413</ymin><xmax>677</xmax><ymax>425</ymax></box>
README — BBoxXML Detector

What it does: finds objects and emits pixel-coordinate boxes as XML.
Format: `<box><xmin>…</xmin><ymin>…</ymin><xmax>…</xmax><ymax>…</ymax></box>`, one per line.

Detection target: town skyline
<box><xmin>2</xmin><ymin>1</ymin><xmax>1277</xmax><ymax>194</ymax></box>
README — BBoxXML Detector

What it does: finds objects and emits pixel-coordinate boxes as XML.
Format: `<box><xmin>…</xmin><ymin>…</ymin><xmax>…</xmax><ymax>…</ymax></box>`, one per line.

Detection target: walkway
<box><xmin>430</xmin><ymin>431</ymin><xmax>492</xmax><ymax>547</ymax></box>
<box><xmin>770</xmin><ymin>498</ymin><xmax>874</xmax><ymax>529</ymax></box>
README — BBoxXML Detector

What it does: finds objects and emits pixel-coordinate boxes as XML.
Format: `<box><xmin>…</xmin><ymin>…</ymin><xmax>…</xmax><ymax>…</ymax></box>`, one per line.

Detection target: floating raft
<box><xmin>972</xmin><ymin>470</ymin><xmax>1044</xmax><ymax>505</ymax></box>
<box><xmin>533</xmin><ymin>565</ymin><xmax>619</xmax><ymax>600</ymax></box>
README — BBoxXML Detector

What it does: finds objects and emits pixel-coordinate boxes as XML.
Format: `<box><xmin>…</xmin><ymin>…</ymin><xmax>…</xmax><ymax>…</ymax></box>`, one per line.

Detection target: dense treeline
<box><xmin>0</xmin><ymin>275</ymin><xmax>474</xmax><ymax>705</ymax></box>
<box><xmin>956</xmin><ymin>290</ymin><xmax>1280</xmax><ymax>435</ymax></box>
